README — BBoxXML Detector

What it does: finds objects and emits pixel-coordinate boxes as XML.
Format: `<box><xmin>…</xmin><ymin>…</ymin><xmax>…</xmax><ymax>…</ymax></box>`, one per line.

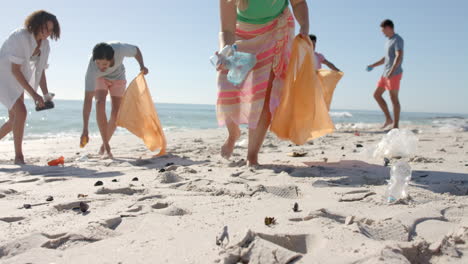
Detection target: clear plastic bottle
<box><xmin>386</xmin><ymin>161</ymin><xmax>412</xmax><ymax>203</ymax></box>
<box><xmin>210</xmin><ymin>45</ymin><xmax>257</xmax><ymax>86</ymax></box>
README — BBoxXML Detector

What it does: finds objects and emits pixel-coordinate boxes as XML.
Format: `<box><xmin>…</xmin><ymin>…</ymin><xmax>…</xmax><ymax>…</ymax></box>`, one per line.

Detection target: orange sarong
<box><xmin>116</xmin><ymin>73</ymin><xmax>166</xmax><ymax>156</ymax></box>
<box><xmin>270</xmin><ymin>36</ymin><xmax>343</xmax><ymax>145</ymax></box>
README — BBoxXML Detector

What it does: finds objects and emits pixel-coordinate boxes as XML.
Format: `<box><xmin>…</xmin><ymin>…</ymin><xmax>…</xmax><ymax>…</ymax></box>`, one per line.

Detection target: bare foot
<box><xmin>99</xmin><ymin>144</ymin><xmax>105</xmax><ymax>155</ymax></box>
<box><xmin>100</xmin><ymin>143</ymin><xmax>113</xmax><ymax>159</ymax></box>
<box><xmin>381</xmin><ymin>119</ymin><xmax>393</xmax><ymax>129</ymax></box>
<box><xmin>221</xmin><ymin>129</ymin><xmax>241</xmax><ymax>160</ymax></box>
<box><xmin>247</xmin><ymin>155</ymin><xmax>260</xmax><ymax>167</ymax></box>
<box><xmin>14</xmin><ymin>155</ymin><xmax>25</xmax><ymax>165</ymax></box>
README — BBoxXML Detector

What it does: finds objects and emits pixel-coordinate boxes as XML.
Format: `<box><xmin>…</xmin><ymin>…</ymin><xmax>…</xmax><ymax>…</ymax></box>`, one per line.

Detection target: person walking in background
<box><xmin>367</xmin><ymin>19</ymin><xmax>404</xmax><ymax>129</ymax></box>
<box><xmin>309</xmin><ymin>34</ymin><xmax>340</xmax><ymax>72</ymax></box>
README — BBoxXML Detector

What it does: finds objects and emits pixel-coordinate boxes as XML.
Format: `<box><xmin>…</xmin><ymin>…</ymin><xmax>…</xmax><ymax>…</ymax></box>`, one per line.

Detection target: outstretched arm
<box><xmin>135</xmin><ymin>47</ymin><xmax>148</xmax><ymax>75</ymax></box>
<box><xmin>323</xmin><ymin>59</ymin><xmax>341</xmax><ymax>72</ymax></box>
<box><xmin>291</xmin><ymin>0</ymin><xmax>309</xmax><ymax>37</ymax></box>
<box><xmin>369</xmin><ymin>57</ymin><xmax>385</xmax><ymax>68</ymax></box>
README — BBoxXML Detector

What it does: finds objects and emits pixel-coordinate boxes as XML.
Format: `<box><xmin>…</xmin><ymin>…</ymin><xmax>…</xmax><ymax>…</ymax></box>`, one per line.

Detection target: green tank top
<box><xmin>237</xmin><ymin>0</ymin><xmax>288</xmax><ymax>25</ymax></box>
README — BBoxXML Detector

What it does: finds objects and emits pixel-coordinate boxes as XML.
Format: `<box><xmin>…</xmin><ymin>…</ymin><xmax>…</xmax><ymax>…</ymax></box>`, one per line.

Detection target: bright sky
<box><xmin>1</xmin><ymin>0</ymin><xmax>467</xmax><ymax>114</ymax></box>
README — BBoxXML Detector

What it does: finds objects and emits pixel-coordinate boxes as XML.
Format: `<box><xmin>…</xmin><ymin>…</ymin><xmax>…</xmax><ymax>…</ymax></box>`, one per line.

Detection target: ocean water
<box><xmin>0</xmin><ymin>100</ymin><xmax>467</xmax><ymax>140</ymax></box>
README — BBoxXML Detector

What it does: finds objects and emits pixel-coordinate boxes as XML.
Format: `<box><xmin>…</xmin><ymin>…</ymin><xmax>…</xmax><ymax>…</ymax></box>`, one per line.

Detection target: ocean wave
<box><xmin>335</xmin><ymin>122</ymin><xmax>379</xmax><ymax>130</ymax></box>
<box><xmin>432</xmin><ymin>118</ymin><xmax>468</xmax><ymax>132</ymax></box>
<box><xmin>330</xmin><ymin>111</ymin><xmax>353</xmax><ymax>118</ymax></box>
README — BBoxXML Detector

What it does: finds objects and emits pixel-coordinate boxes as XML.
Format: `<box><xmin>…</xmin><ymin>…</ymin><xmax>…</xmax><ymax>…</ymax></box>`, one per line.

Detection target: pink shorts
<box><xmin>95</xmin><ymin>78</ymin><xmax>127</xmax><ymax>97</ymax></box>
<box><xmin>377</xmin><ymin>73</ymin><xmax>402</xmax><ymax>91</ymax></box>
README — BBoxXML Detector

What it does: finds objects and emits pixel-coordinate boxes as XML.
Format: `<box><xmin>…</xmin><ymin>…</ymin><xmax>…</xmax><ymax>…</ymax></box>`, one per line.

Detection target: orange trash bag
<box><xmin>270</xmin><ymin>35</ymin><xmax>343</xmax><ymax>145</ymax></box>
<box><xmin>116</xmin><ymin>73</ymin><xmax>167</xmax><ymax>156</ymax></box>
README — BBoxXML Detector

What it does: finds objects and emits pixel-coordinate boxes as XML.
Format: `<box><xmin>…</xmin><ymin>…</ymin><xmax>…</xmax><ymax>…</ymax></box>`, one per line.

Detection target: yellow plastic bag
<box><xmin>116</xmin><ymin>73</ymin><xmax>166</xmax><ymax>156</ymax></box>
<box><xmin>270</xmin><ymin>36</ymin><xmax>343</xmax><ymax>145</ymax></box>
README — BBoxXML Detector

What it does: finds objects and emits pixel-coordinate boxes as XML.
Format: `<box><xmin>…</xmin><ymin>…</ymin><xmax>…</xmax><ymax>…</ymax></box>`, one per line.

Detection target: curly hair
<box><xmin>24</xmin><ymin>10</ymin><xmax>60</xmax><ymax>40</ymax></box>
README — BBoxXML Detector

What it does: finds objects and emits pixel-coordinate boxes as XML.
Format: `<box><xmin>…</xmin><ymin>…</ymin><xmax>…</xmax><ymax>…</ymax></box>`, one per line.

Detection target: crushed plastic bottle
<box><xmin>210</xmin><ymin>45</ymin><xmax>257</xmax><ymax>86</ymax></box>
<box><xmin>373</xmin><ymin>129</ymin><xmax>418</xmax><ymax>159</ymax></box>
<box><xmin>386</xmin><ymin>161</ymin><xmax>412</xmax><ymax>203</ymax></box>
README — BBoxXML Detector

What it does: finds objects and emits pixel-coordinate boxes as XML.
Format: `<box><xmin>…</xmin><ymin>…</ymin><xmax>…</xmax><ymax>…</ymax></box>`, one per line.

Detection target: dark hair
<box><xmin>92</xmin><ymin>43</ymin><xmax>114</xmax><ymax>61</ymax></box>
<box><xmin>24</xmin><ymin>10</ymin><xmax>60</xmax><ymax>40</ymax></box>
<box><xmin>380</xmin><ymin>19</ymin><xmax>394</xmax><ymax>29</ymax></box>
<box><xmin>309</xmin><ymin>34</ymin><xmax>317</xmax><ymax>42</ymax></box>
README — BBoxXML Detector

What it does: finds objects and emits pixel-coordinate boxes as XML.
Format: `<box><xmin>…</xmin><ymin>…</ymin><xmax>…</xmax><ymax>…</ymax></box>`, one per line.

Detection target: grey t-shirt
<box><xmin>85</xmin><ymin>42</ymin><xmax>138</xmax><ymax>92</ymax></box>
<box><xmin>384</xmin><ymin>34</ymin><xmax>404</xmax><ymax>77</ymax></box>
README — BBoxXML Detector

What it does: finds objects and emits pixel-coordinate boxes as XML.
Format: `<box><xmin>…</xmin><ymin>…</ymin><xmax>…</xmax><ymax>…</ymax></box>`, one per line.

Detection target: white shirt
<box><xmin>0</xmin><ymin>28</ymin><xmax>50</xmax><ymax>110</ymax></box>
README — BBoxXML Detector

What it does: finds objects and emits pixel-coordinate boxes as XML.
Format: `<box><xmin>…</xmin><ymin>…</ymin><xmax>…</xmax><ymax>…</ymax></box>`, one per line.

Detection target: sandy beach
<box><xmin>0</xmin><ymin>125</ymin><xmax>467</xmax><ymax>263</ymax></box>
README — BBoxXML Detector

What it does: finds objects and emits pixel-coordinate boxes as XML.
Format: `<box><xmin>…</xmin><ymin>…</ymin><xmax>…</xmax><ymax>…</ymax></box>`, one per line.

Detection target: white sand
<box><xmin>0</xmin><ymin>126</ymin><xmax>467</xmax><ymax>263</ymax></box>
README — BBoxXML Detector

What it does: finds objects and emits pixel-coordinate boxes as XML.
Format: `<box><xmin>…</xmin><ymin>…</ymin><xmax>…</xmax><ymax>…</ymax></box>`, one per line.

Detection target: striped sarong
<box><xmin>216</xmin><ymin>8</ymin><xmax>295</xmax><ymax>129</ymax></box>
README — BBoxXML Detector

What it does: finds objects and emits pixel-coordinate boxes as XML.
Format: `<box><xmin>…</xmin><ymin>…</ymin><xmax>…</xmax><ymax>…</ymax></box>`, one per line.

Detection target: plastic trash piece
<box><xmin>210</xmin><ymin>45</ymin><xmax>257</xmax><ymax>86</ymax></box>
<box><xmin>48</xmin><ymin>156</ymin><xmax>64</xmax><ymax>166</ymax></box>
<box><xmin>373</xmin><ymin>129</ymin><xmax>418</xmax><ymax>159</ymax></box>
<box><xmin>35</xmin><ymin>101</ymin><xmax>54</xmax><ymax>111</ymax></box>
<box><xmin>80</xmin><ymin>136</ymin><xmax>89</xmax><ymax>148</ymax></box>
<box><xmin>386</xmin><ymin>161</ymin><xmax>412</xmax><ymax>203</ymax></box>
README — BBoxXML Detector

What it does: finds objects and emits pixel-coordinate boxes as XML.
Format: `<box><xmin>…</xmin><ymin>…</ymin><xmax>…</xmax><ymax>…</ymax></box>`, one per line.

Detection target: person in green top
<box><xmin>237</xmin><ymin>0</ymin><xmax>289</xmax><ymax>24</ymax></box>
<box><xmin>216</xmin><ymin>0</ymin><xmax>309</xmax><ymax>166</ymax></box>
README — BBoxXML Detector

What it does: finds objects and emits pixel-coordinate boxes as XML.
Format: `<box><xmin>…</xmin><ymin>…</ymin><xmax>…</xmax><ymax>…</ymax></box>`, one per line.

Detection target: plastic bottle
<box><xmin>48</xmin><ymin>156</ymin><xmax>65</xmax><ymax>166</ymax></box>
<box><xmin>386</xmin><ymin>161</ymin><xmax>412</xmax><ymax>203</ymax></box>
<box><xmin>210</xmin><ymin>45</ymin><xmax>257</xmax><ymax>86</ymax></box>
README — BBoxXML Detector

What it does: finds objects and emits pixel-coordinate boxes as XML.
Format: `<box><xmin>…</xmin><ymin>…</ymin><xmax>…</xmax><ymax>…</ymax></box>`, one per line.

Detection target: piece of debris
<box><xmin>79</xmin><ymin>202</ymin><xmax>89</xmax><ymax>213</ymax></box>
<box><xmin>23</xmin><ymin>204</ymin><xmax>32</xmax><ymax>209</ymax></box>
<box><xmin>132</xmin><ymin>177</ymin><xmax>139</xmax><ymax>182</ymax></box>
<box><xmin>216</xmin><ymin>226</ymin><xmax>230</xmax><ymax>246</ymax></box>
<box><xmin>77</xmin><ymin>194</ymin><xmax>88</xmax><ymax>198</ymax></box>
<box><xmin>94</xmin><ymin>181</ymin><xmax>103</xmax><ymax>187</ymax></box>
<box><xmin>264</xmin><ymin>217</ymin><xmax>276</xmax><ymax>226</ymax></box>
<box><xmin>46</xmin><ymin>196</ymin><xmax>54</xmax><ymax>202</ymax></box>
<box><xmin>356</xmin><ymin>144</ymin><xmax>364</xmax><ymax>148</ymax></box>
<box><xmin>293</xmin><ymin>202</ymin><xmax>299</xmax><ymax>212</ymax></box>
<box><xmin>112</xmin><ymin>179</ymin><xmax>118</xmax><ymax>183</ymax></box>
<box><xmin>288</xmin><ymin>152</ymin><xmax>307</xmax><ymax>157</ymax></box>
<box><xmin>158</xmin><ymin>168</ymin><xmax>166</xmax><ymax>173</ymax></box>
<box><xmin>345</xmin><ymin>216</ymin><xmax>355</xmax><ymax>225</ymax></box>
<box><xmin>384</xmin><ymin>158</ymin><xmax>390</xmax><ymax>167</ymax></box>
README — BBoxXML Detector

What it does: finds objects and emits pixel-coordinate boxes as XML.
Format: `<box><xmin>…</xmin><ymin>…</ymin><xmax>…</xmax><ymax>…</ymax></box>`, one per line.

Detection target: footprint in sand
<box><xmin>357</xmin><ymin>219</ymin><xmax>409</xmax><ymax>242</ymax></box>
<box><xmin>0</xmin><ymin>216</ymin><xmax>25</xmax><ymax>223</ymax></box>
<box><xmin>442</xmin><ymin>205</ymin><xmax>468</xmax><ymax>223</ymax></box>
<box><xmin>0</xmin><ymin>188</ymin><xmax>17</xmax><ymax>198</ymax></box>
<box><xmin>54</xmin><ymin>201</ymin><xmax>92</xmax><ymax>211</ymax></box>
<box><xmin>137</xmin><ymin>194</ymin><xmax>166</xmax><ymax>202</ymax></box>
<box><xmin>151</xmin><ymin>202</ymin><xmax>170</xmax><ymax>209</ymax></box>
<box><xmin>95</xmin><ymin>187</ymin><xmax>144</xmax><ymax>196</ymax></box>
<box><xmin>126</xmin><ymin>205</ymin><xmax>144</xmax><ymax>213</ymax></box>
<box><xmin>219</xmin><ymin>230</ymin><xmax>309</xmax><ymax>264</ymax></box>
<box><xmin>156</xmin><ymin>171</ymin><xmax>185</xmax><ymax>184</ymax></box>
<box><xmin>263</xmin><ymin>185</ymin><xmax>301</xmax><ymax>199</ymax></box>
<box><xmin>11</xmin><ymin>178</ymin><xmax>40</xmax><ymax>184</ymax></box>
<box><xmin>158</xmin><ymin>206</ymin><xmax>190</xmax><ymax>216</ymax></box>
<box><xmin>339</xmin><ymin>189</ymin><xmax>376</xmax><ymax>202</ymax></box>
